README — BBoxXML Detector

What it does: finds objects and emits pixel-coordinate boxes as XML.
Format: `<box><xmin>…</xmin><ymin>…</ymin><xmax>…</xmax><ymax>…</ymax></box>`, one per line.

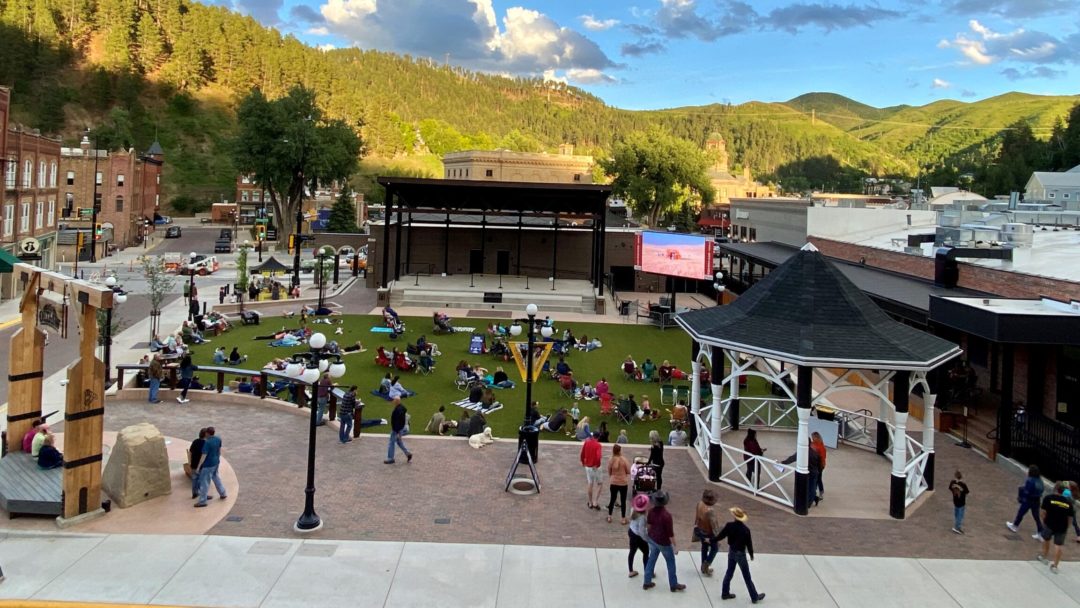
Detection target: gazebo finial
<box><xmin>800</xmin><ymin>242</ymin><xmax>819</xmax><ymax>252</ymax></box>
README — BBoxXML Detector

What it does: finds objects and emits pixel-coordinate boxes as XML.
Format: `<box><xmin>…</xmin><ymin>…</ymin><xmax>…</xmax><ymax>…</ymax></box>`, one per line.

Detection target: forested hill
<box><xmin>1</xmin><ymin>0</ymin><xmax>1077</xmax><ymax>204</ymax></box>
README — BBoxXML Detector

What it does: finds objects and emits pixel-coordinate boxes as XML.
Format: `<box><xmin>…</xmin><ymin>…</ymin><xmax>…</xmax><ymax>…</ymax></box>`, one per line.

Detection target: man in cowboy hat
<box><xmin>716</xmin><ymin>506</ymin><xmax>765</xmax><ymax>603</ymax></box>
<box><xmin>642</xmin><ymin>490</ymin><xmax>686</xmax><ymax>592</ymax></box>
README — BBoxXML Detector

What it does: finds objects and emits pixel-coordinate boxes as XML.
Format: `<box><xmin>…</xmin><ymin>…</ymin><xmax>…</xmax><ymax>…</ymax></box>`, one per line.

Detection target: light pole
<box><xmin>713</xmin><ymin>271</ymin><xmax>726</xmax><ymax>306</ymax></box>
<box><xmin>187</xmin><ymin>251</ymin><xmax>197</xmax><ymax>320</ymax></box>
<box><xmin>316</xmin><ymin>247</ymin><xmax>330</xmax><ymax>312</ymax></box>
<box><xmin>509</xmin><ymin>304</ymin><xmax>553</xmax><ymax>460</ymax></box>
<box><xmin>288</xmin><ymin>331</ymin><xmax>346</xmax><ymax>532</ymax></box>
<box><xmin>292</xmin><ymin>208</ymin><xmax>303</xmax><ymax>290</ymax></box>
<box><xmin>87</xmin><ymin>128</ymin><xmax>100</xmax><ymax>263</ymax></box>
<box><xmin>103</xmin><ymin>275</ymin><xmax>127</xmax><ymax>387</ymax></box>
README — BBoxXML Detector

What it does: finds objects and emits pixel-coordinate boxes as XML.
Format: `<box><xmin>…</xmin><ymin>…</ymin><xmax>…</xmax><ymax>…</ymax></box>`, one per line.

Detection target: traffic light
<box><xmin>76</xmin><ymin>231</ymin><xmax>85</xmax><ymax>250</ymax></box>
<box><xmin>256</xmin><ymin>225</ymin><xmax>267</xmax><ymax>241</ymax></box>
<box><xmin>94</xmin><ymin>223</ymin><xmax>103</xmax><ymax>241</ymax></box>
<box><xmin>288</xmin><ymin>234</ymin><xmax>296</xmax><ymax>253</ymax></box>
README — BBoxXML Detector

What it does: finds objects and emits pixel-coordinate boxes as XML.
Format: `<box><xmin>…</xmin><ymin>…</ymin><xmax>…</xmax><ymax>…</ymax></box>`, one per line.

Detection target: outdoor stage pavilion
<box><xmin>676</xmin><ymin>243</ymin><xmax>962</xmax><ymax>518</ymax></box>
<box><xmin>371</xmin><ymin>177</ymin><xmax>625</xmax><ymax>314</ymax></box>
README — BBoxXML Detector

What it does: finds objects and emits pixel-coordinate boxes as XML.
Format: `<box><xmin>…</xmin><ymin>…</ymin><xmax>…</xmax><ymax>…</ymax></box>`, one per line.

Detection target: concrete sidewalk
<box><xmin>0</xmin><ymin>530</ymin><xmax>1077</xmax><ymax>607</ymax></box>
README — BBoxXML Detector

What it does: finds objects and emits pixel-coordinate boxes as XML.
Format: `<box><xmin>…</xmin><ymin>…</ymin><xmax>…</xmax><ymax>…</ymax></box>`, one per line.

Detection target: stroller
<box><xmin>632</xmin><ymin>462</ymin><xmax>658</xmax><ymax>495</ymax></box>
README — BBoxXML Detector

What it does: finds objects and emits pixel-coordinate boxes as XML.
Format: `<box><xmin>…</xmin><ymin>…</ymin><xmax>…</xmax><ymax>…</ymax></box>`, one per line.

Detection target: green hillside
<box><xmin>1</xmin><ymin>0</ymin><xmax>1077</xmax><ymax>205</ymax></box>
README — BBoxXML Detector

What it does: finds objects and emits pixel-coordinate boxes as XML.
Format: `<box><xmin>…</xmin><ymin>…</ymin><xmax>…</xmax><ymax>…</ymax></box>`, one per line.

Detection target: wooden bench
<box><xmin>0</xmin><ymin>453</ymin><xmax>62</xmax><ymax>517</ymax></box>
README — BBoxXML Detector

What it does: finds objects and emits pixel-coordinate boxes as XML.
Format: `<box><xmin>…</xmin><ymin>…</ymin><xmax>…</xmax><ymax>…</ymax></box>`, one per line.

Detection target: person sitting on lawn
<box><xmin>578</xmin><ymin>382</ymin><xmax>597</xmax><ymax>400</ymax></box>
<box><xmin>228</xmin><ymin>347</ymin><xmax>247</xmax><ymax>365</ymax></box>
<box><xmin>552</xmin><ymin>356</ymin><xmax>572</xmax><ymax>380</ymax></box>
<box><xmin>641</xmin><ymin>358</ymin><xmax>657</xmax><ymax>382</ymax></box>
<box><xmin>667</xmin><ymin>401</ymin><xmax>689</xmax><ymax>429</ymax></box>
<box><xmin>378</xmin><ymin>372</ymin><xmax>393</xmax><ymax>395</ymax></box>
<box><xmin>455</xmin><ymin>410</ymin><xmax>472</xmax><ymax>437</ymax></box>
<box><xmin>537</xmin><ymin>408</ymin><xmax>570</xmax><ymax>433</ymax></box>
<box><xmin>418</xmin><ymin>351</ymin><xmax>435</xmax><ymax>373</ymax></box>
<box><xmin>640</xmin><ymin>395</ymin><xmax>659</xmax><ymax>420</ymax></box>
<box><xmin>559</xmin><ymin>371</ymin><xmax>577</xmax><ymax>393</ymax></box>
<box><xmin>595</xmin><ymin>377</ymin><xmax>611</xmax><ymax>400</ymax></box>
<box><xmin>342</xmin><ymin>340</ymin><xmax>368</xmax><ymax>354</ymax></box>
<box><xmin>492</xmin><ymin>366</ymin><xmax>514</xmax><ymax>388</ymax></box>
<box><xmin>575</xmin><ymin>416</ymin><xmax>593</xmax><ymax>441</ymax></box>
<box><xmin>388</xmin><ymin>375</ymin><xmax>411</xmax><ymax>400</ymax></box>
<box><xmin>426</xmin><ymin>406</ymin><xmax>452</xmax><ymax>435</ymax></box>
<box><xmin>622</xmin><ymin>355</ymin><xmax>637</xmax><ymax>379</ymax></box>
<box><xmin>212</xmin><ymin>347</ymin><xmax>227</xmax><ymax>365</ymax></box>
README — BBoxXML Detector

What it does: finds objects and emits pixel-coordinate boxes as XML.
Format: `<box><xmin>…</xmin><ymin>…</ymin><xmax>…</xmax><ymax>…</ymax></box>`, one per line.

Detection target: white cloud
<box><xmin>318</xmin><ymin>0</ymin><xmax>617</xmax><ymax>80</ymax></box>
<box><xmin>307</xmin><ymin>27</ymin><xmax>330</xmax><ymax>36</ymax></box>
<box><xmin>940</xmin><ymin>20</ymin><xmax>1075</xmax><ymax>66</ymax></box>
<box><xmin>580</xmin><ymin>14</ymin><xmax>619</xmax><ymax>31</ymax></box>
<box><xmin>566</xmin><ymin>68</ymin><xmax>617</xmax><ymax>84</ymax></box>
<box><xmin>932</xmin><ymin>77</ymin><xmax>951</xmax><ymax>89</ymax></box>
<box><xmin>318</xmin><ymin>43</ymin><xmax>337</xmax><ymax>52</ymax></box>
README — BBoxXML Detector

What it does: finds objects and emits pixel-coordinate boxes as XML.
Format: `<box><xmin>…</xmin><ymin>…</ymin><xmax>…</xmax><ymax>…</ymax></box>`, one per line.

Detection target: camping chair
<box><xmin>417</xmin><ymin>354</ymin><xmax>435</xmax><ymax>375</ymax></box>
<box><xmin>675</xmin><ymin>385</ymin><xmax>691</xmax><ymax>406</ymax></box>
<box><xmin>455</xmin><ymin>369</ymin><xmax>472</xmax><ymax>391</ymax></box>
<box><xmin>622</xmin><ymin>361</ymin><xmax>637</xmax><ymax>381</ymax></box>
<box><xmin>374</xmin><ymin>347</ymin><xmax>392</xmax><ymax>367</ymax></box>
<box><xmin>599</xmin><ymin>393</ymin><xmax>614</xmax><ymax>416</ymax></box>
<box><xmin>558</xmin><ymin>374</ymin><xmax>575</xmax><ymax>399</ymax></box>
<box><xmin>659</xmin><ymin>384</ymin><xmax>676</xmax><ymax>407</ymax></box>
<box><xmin>615</xmin><ymin>398</ymin><xmax>635</xmax><ymax>425</ymax></box>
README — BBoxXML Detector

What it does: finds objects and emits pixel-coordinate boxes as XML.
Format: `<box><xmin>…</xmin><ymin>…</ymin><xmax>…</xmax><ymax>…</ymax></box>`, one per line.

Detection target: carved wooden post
<box><xmin>6</xmin><ymin>270</ymin><xmax>46</xmax><ymax>454</ymax></box>
<box><xmin>62</xmin><ymin>283</ymin><xmax>112</xmax><ymax>520</ymax></box>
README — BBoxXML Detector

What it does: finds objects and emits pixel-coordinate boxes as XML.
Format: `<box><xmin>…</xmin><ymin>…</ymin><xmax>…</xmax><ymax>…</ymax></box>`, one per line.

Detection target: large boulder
<box><xmin>101</xmin><ymin>423</ymin><xmax>172</xmax><ymax>508</ymax></box>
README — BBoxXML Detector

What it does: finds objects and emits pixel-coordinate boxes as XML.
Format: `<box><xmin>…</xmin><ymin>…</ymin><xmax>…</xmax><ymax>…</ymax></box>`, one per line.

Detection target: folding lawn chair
<box><xmin>558</xmin><ymin>374</ymin><xmax>575</xmax><ymax>399</ymax></box>
<box><xmin>599</xmin><ymin>393</ymin><xmax>614</xmax><ymax>416</ymax></box>
<box><xmin>615</xmin><ymin>398</ymin><xmax>635</xmax><ymax>425</ymax></box>
<box><xmin>659</xmin><ymin>384</ymin><xmax>676</xmax><ymax>407</ymax></box>
<box><xmin>675</xmin><ymin>385</ymin><xmax>691</xmax><ymax>405</ymax></box>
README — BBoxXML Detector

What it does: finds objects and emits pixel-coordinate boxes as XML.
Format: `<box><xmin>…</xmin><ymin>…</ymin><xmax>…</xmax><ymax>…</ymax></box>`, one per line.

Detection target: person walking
<box><xmin>627</xmin><ymin>493</ymin><xmax>651</xmax><ymax>578</ymax></box>
<box><xmin>647</xmin><ymin>430</ymin><xmax>666</xmax><ymax>491</ymax></box>
<box><xmin>1007</xmin><ymin>465</ymin><xmax>1045</xmax><ymax>539</ymax></box>
<box><xmin>695</xmin><ymin>489</ymin><xmax>721</xmax><ymax>576</ymax></box>
<box><xmin>194</xmin><ymin>427</ymin><xmax>227</xmax><ymax>507</ymax></box>
<box><xmin>581</xmin><ymin>431</ymin><xmax>603</xmax><ymax>510</ymax></box>
<box><xmin>176</xmin><ymin>352</ymin><xmax>195</xmax><ymax>404</ymax></box>
<box><xmin>717</xmin><ymin>507</ymin><xmax>765</xmax><ymax>603</ymax></box>
<box><xmin>188</xmin><ymin>428</ymin><xmax>207</xmax><ymax>499</ymax></box>
<box><xmin>337</xmin><ymin>386</ymin><xmax>357</xmax><ymax>443</ymax></box>
<box><xmin>1037</xmin><ymin>482</ymin><xmax>1076</xmax><ymax>573</ymax></box>
<box><xmin>642</xmin><ymin>490</ymin><xmax>686</xmax><ymax>592</ymax></box>
<box><xmin>147</xmin><ymin>354</ymin><xmax>164</xmax><ymax>404</ymax></box>
<box><xmin>949</xmin><ymin>470</ymin><xmax>970</xmax><ymax>534</ymax></box>
<box><xmin>743</xmin><ymin>429</ymin><xmax>764</xmax><ymax>485</ymax></box>
<box><xmin>315</xmin><ymin>372</ymin><xmax>332</xmax><ymax>427</ymax></box>
<box><xmin>218</xmin><ymin>286</ymin><xmax>226</xmax><ymax>305</ymax></box>
<box><xmin>385</xmin><ymin>397</ymin><xmax>413</xmax><ymax>464</ymax></box>
<box><xmin>606</xmin><ymin>443</ymin><xmax>631</xmax><ymax>523</ymax></box>
<box><xmin>810</xmin><ymin>431</ymin><xmax>827</xmax><ymax>499</ymax></box>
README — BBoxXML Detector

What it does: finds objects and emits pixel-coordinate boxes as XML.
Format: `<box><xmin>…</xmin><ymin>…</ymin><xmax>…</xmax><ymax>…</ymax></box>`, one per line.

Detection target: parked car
<box><xmin>154</xmin><ymin>215</ymin><xmax>172</xmax><ymax>225</ymax></box>
<box><xmin>214</xmin><ymin>239</ymin><xmax>233</xmax><ymax>253</ymax></box>
<box><xmin>165</xmin><ymin>226</ymin><xmax>182</xmax><ymax>238</ymax></box>
<box><xmin>219</xmin><ymin>228</ymin><xmax>232</xmax><ymax>240</ymax></box>
<box><xmin>200</xmin><ymin>217</ymin><xmax>213</xmax><ymax>224</ymax></box>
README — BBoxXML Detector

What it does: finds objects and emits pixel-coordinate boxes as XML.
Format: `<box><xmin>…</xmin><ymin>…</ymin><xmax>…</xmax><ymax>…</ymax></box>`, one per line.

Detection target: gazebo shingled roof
<box><xmin>676</xmin><ymin>244</ymin><xmax>961</xmax><ymax>371</ymax></box>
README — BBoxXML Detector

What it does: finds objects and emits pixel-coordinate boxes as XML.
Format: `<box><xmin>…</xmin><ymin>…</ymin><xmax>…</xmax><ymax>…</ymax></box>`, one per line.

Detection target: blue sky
<box><xmin>211</xmin><ymin>0</ymin><xmax>1080</xmax><ymax>110</ymax></box>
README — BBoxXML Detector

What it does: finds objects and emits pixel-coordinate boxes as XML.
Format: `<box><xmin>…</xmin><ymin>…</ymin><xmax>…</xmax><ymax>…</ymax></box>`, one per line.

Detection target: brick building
<box><xmin>442</xmin><ymin>145</ymin><xmax>594</xmax><ymax>184</ymax></box>
<box><xmin>60</xmin><ymin>137</ymin><xmax>164</xmax><ymax>256</ymax></box>
<box><xmin>2</xmin><ymin>86</ymin><xmax>62</xmax><ymax>299</ymax></box>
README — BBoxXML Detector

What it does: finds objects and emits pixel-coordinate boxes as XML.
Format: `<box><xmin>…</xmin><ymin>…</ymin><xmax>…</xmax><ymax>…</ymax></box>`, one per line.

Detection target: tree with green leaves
<box><xmin>326</xmin><ymin>186</ymin><xmax>359</xmax><ymax>233</ymax></box>
<box><xmin>236</xmin><ymin>244</ymin><xmax>249</xmax><ymax>312</ymax></box>
<box><xmin>231</xmin><ymin>86</ymin><xmax>363</xmax><ymax>240</ymax></box>
<box><xmin>140</xmin><ymin>254</ymin><xmax>175</xmax><ymax>340</ymax></box>
<box><xmin>601</xmin><ymin>127</ymin><xmax>715</xmax><ymax>227</ymax></box>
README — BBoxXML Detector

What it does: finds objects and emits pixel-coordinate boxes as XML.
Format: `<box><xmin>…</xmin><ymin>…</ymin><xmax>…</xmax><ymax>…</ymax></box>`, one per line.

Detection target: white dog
<box><xmin>468</xmin><ymin>427</ymin><xmax>495</xmax><ymax>449</ymax></box>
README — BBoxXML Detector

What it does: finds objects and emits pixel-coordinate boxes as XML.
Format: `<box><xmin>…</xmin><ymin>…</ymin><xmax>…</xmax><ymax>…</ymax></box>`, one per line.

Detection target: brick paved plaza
<box><xmin>71</xmin><ymin>398</ymin><xmax>1050</xmax><ymax>561</ymax></box>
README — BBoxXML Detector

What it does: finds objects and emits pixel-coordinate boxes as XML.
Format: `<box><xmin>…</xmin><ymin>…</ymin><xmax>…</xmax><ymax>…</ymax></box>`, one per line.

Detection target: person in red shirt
<box><xmin>581</xmin><ymin>432</ymin><xmax>603</xmax><ymax>510</ymax></box>
<box><xmin>643</xmin><ymin>490</ymin><xmax>686</xmax><ymax>592</ymax></box>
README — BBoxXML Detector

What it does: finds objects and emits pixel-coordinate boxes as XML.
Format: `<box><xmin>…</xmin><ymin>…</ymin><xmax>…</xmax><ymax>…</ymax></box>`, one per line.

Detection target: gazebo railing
<box><xmin>721</xmin><ymin>396</ymin><xmax>798</xmax><ymax>431</ymax></box>
<box><xmin>718</xmin><ymin>442</ymin><xmax>795</xmax><ymax>507</ymax></box>
<box><xmin>831</xmin><ymin>407</ymin><xmax>879</xmax><ymax>451</ymax></box>
<box><xmin>904</xmin><ymin>451</ymin><xmax>930</xmax><ymax>507</ymax></box>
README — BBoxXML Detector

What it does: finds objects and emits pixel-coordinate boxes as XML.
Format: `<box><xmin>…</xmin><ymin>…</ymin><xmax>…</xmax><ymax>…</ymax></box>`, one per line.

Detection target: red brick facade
<box><xmin>810</xmin><ymin>237</ymin><xmax>1080</xmax><ymax>301</ymax></box>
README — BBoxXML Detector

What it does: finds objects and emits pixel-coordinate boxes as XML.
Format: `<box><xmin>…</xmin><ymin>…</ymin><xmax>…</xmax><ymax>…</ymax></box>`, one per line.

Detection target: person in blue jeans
<box><xmin>384</xmin><ymin>398</ymin><xmax>413</xmax><ymax>464</ymax></box>
<box><xmin>337</xmin><ymin>386</ymin><xmax>358</xmax><ymax>444</ymax></box>
<box><xmin>717</xmin><ymin>507</ymin><xmax>765</xmax><ymax>603</ymax></box>
<box><xmin>189</xmin><ymin>428</ymin><xmax>207</xmax><ymax>499</ymax></box>
<box><xmin>1007</xmin><ymin>465</ymin><xmax>1045</xmax><ymax>538</ymax></box>
<box><xmin>194</xmin><ymin>427</ymin><xmax>227</xmax><ymax>507</ymax></box>
<box><xmin>949</xmin><ymin>470</ymin><xmax>970</xmax><ymax>534</ymax></box>
<box><xmin>147</xmin><ymin>354</ymin><xmax>163</xmax><ymax>404</ymax></box>
<box><xmin>642</xmin><ymin>490</ymin><xmax>686</xmax><ymax>592</ymax></box>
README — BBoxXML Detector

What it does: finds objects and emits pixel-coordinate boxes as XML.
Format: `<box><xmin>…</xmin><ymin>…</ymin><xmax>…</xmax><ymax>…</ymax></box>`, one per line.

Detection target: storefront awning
<box><xmin>0</xmin><ymin>248</ymin><xmax>19</xmax><ymax>273</ymax></box>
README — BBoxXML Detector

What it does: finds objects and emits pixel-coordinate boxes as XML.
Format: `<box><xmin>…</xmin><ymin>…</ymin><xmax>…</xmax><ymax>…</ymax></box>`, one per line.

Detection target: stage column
<box><xmin>380</xmin><ymin>187</ymin><xmax>392</xmax><ymax>288</ymax></box>
<box><xmin>443</xmin><ymin>212</ymin><xmax>451</xmax><ymax>276</ymax></box>
<box><xmin>597</xmin><ymin>206</ymin><xmax>606</xmax><ymax>296</ymax></box>
<box><xmin>393</xmin><ymin>204</ymin><xmax>403</xmax><ymax>281</ymax></box>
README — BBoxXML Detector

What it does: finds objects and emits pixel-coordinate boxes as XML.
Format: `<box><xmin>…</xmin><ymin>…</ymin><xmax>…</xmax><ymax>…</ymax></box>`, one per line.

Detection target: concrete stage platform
<box><xmin>387</xmin><ymin>275</ymin><xmax>601</xmax><ymax>314</ymax></box>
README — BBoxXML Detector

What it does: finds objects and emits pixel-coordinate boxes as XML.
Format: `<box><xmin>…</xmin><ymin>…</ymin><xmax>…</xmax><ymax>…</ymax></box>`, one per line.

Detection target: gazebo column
<box><xmin>922</xmin><ymin>392</ymin><xmax>936</xmax><ymax>491</ymax></box>
<box><xmin>794</xmin><ymin>365</ymin><xmax>812</xmax><ymax>516</ymax></box>
<box><xmin>689</xmin><ymin>341</ymin><xmax>701</xmax><ymax>448</ymax></box>
<box><xmin>890</xmin><ymin>371</ymin><xmax>911</xmax><ymax>520</ymax></box>
<box><xmin>709</xmin><ymin>345</ymin><xmax>724</xmax><ymax>481</ymax></box>
<box><xmin>728</xmin><ymin>358</ymin><xmax>740</xmax><ymax>431</ymax></box>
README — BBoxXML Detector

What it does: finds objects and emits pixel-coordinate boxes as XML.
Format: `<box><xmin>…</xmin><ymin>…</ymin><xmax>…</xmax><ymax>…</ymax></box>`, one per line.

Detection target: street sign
<box><xmin>78</xmin><ymin>207</ymin><xmax>93</xmax><ymax>218</ymax></box>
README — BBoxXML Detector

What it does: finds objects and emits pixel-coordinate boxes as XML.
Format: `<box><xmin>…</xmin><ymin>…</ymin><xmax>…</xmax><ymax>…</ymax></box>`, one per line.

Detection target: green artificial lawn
<box><xmin>189</xmin><ymin>314</ymin><xmax>765</xmax><ymax>444</ymax></box>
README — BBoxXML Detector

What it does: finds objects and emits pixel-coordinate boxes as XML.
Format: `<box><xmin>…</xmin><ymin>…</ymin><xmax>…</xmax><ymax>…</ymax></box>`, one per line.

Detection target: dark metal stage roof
<box><xmin>377</xmin><ymin>177</ymin><xmax>612</xmax><ymax>215</ymax></box>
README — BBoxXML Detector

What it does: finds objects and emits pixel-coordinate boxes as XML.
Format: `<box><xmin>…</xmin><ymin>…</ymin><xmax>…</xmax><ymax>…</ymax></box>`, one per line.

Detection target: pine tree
<box><xmin>326</xmin><ymin>186</ymin><xmax>359</xmax><ymax>233</ymax></box>
<box><xmin>134</xmin><ymin>10</ymin><xmax>163</xmax><ymax>73</ymax></box>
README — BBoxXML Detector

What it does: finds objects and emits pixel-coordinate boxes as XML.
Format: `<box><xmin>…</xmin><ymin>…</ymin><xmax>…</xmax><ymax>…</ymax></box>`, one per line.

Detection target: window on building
<box><xmin>20</xmin><ymin>202</ymin><xmax>30</xmax><ymax>232</ymax></box>
<box><xmin>485</xmin><ymin>169</ymin><xmax>493</xmax><ymax>177</ymax></box>
<box><xmin>156</xmin><ymin>174</ymin><xmax>160</xmax><ymax>185</ymax></box>
<box><xmin>465</xmin><ymin>169</ymin><xmax>469</xmax><ymax>178</ymax></box>
<box><xmin>49</xmin><ymin>162</ymin><xmax>57</xmax><ymax>187</ymax></box>
<box><xmin>241</xmin><ymin>190</ymin><xmax>249</xmax><ymax>202</ymax></box>
<box><xmin>242</xmin><ymin>176</ymin><xmax>251</xmax><ymax>184</ymax></box>
<box><xmin>66</xmin><ymin>170</ymin><xmax>75</xmax><ymax>186</ymax></box>
<box><xmin>64</xmin><ymin>193</ymin><xmax>74</xmax><ymax>216</ymax></box>
<box><xmin>24</xmin><ymin>160</ymin><xmax>32</xmax><ymax>187</ymax></box>
<box><xmin>116</xmin><ymin>174</ymin><xmax>125</xmax><ymax>187</ymax></box>
<box><xmin>2</xmin><ymin>204</ymin><xmax>12</xmax><ymax>235</ymax></box>
<box><xmin>38</xmin><ymin>161</ymin><xmax>46</xmax><ymax>187</ymax></box>
<box><xmin>95</xmin><ymin>171</ymin><xmax>102</xmax><ymax>186</ymax></box>
<box><xmin>48</xmin><ymin>199</ymin><xmax>55</xmax><ymax>226</ymax></box>
<box><xmin>35</xmin><ymin>201</ymin><xmax>43</xmax><ymax>228</ymax></box>
<box><xmin>4</xmin><ymin>157</ymin><xmax>15</xmax><ymax>189</ymax></box>
<box><xmin>573</xmin><ymin>174</ymin><xmax>581</xmax><ymax>182</ymax></box>
<box><xmin>253</xmin><ymin>191</ymin><xmax>261</xmax><ymax>202</ymax></box>
<box><xmin>1065</xmin><ymin>193</ymin><xmax>1072</xmax><ymax>199</ymax></box>
<box><xmin>115</xmin><ymin>196</ymin><xmax>123</xmax><ymax>212</ymax></box>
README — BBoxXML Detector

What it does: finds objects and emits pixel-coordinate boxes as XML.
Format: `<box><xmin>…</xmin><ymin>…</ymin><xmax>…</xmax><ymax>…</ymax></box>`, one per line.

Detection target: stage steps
<box><xmin>390</xmin><ymin>288</ymin><xmax>595</xmax><ymax>314</ymax></box>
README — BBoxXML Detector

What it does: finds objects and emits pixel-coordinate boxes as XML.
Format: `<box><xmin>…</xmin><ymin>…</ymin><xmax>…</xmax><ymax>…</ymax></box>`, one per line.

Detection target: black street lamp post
<box><xmin>102</xmin><ymin>275</ymin><xmax>127</xmax><ymax>387</ymax></box>
<box><xmin>288</xmin><ymin>332</ymin><xmax>346</xmax><ymax>532</ymax></box>
<box><xmin>87</xmin><ymin>129</ymin><xmax>100</xmax><ymax>263</ymax></box>
<box><xmin>292</xmin><ymin>208</ymin><xmax>303</xmax><ymax>290</ymax></box>
<box><xmin>187</xmin><ymin>252</ymin><xmax>197</xmax><ymax>321</ymax></box>
<box><xmin>510</xmin><ymin>304</ymin><xmax>553</xmax><ymax>459</ymax></box>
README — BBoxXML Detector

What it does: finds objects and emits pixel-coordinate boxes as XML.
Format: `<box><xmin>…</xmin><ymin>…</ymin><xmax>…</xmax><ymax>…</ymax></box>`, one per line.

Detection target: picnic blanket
<box><xmin>370</xmin><ymin>327</ymin><xmax>395</xmax><ymax>334</ymax></box>
<box><xmin>450</xmin><ymin>397</ymin><xmax>504</xmax><ymax>414</ymax></box>
<box><xmin>370</xmin><ymin>389</ymin><xmax>417</xmax><ymax>401</ymax></box>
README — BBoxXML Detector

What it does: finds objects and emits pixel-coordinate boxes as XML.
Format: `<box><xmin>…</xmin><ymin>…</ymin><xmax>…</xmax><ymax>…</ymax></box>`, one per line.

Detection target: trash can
<box><xmin>619</xmin><ymin>301</ymin><xmax>631</xmax><ymax>316</ymax></box>
<box><xmin>816</xmin><ymin>406</ymin><xmax>836</xmax><ymax>421</ymax></box>
<box><xmin>518</xmin><ymin>424</ymin><xmax>539</xmax><ymax>464</ymax></box>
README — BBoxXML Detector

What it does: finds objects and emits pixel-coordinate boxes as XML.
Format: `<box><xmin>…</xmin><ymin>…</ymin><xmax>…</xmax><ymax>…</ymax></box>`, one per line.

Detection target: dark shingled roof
<box><xmin>251</xmin><ymin>257</ymin><xmax>291</xmax><ymax>273</ymax></box>
<box><xmin>676</xmin><ymin>244</ymin><xmax>961</xmax><ymax>370</ymax></box>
